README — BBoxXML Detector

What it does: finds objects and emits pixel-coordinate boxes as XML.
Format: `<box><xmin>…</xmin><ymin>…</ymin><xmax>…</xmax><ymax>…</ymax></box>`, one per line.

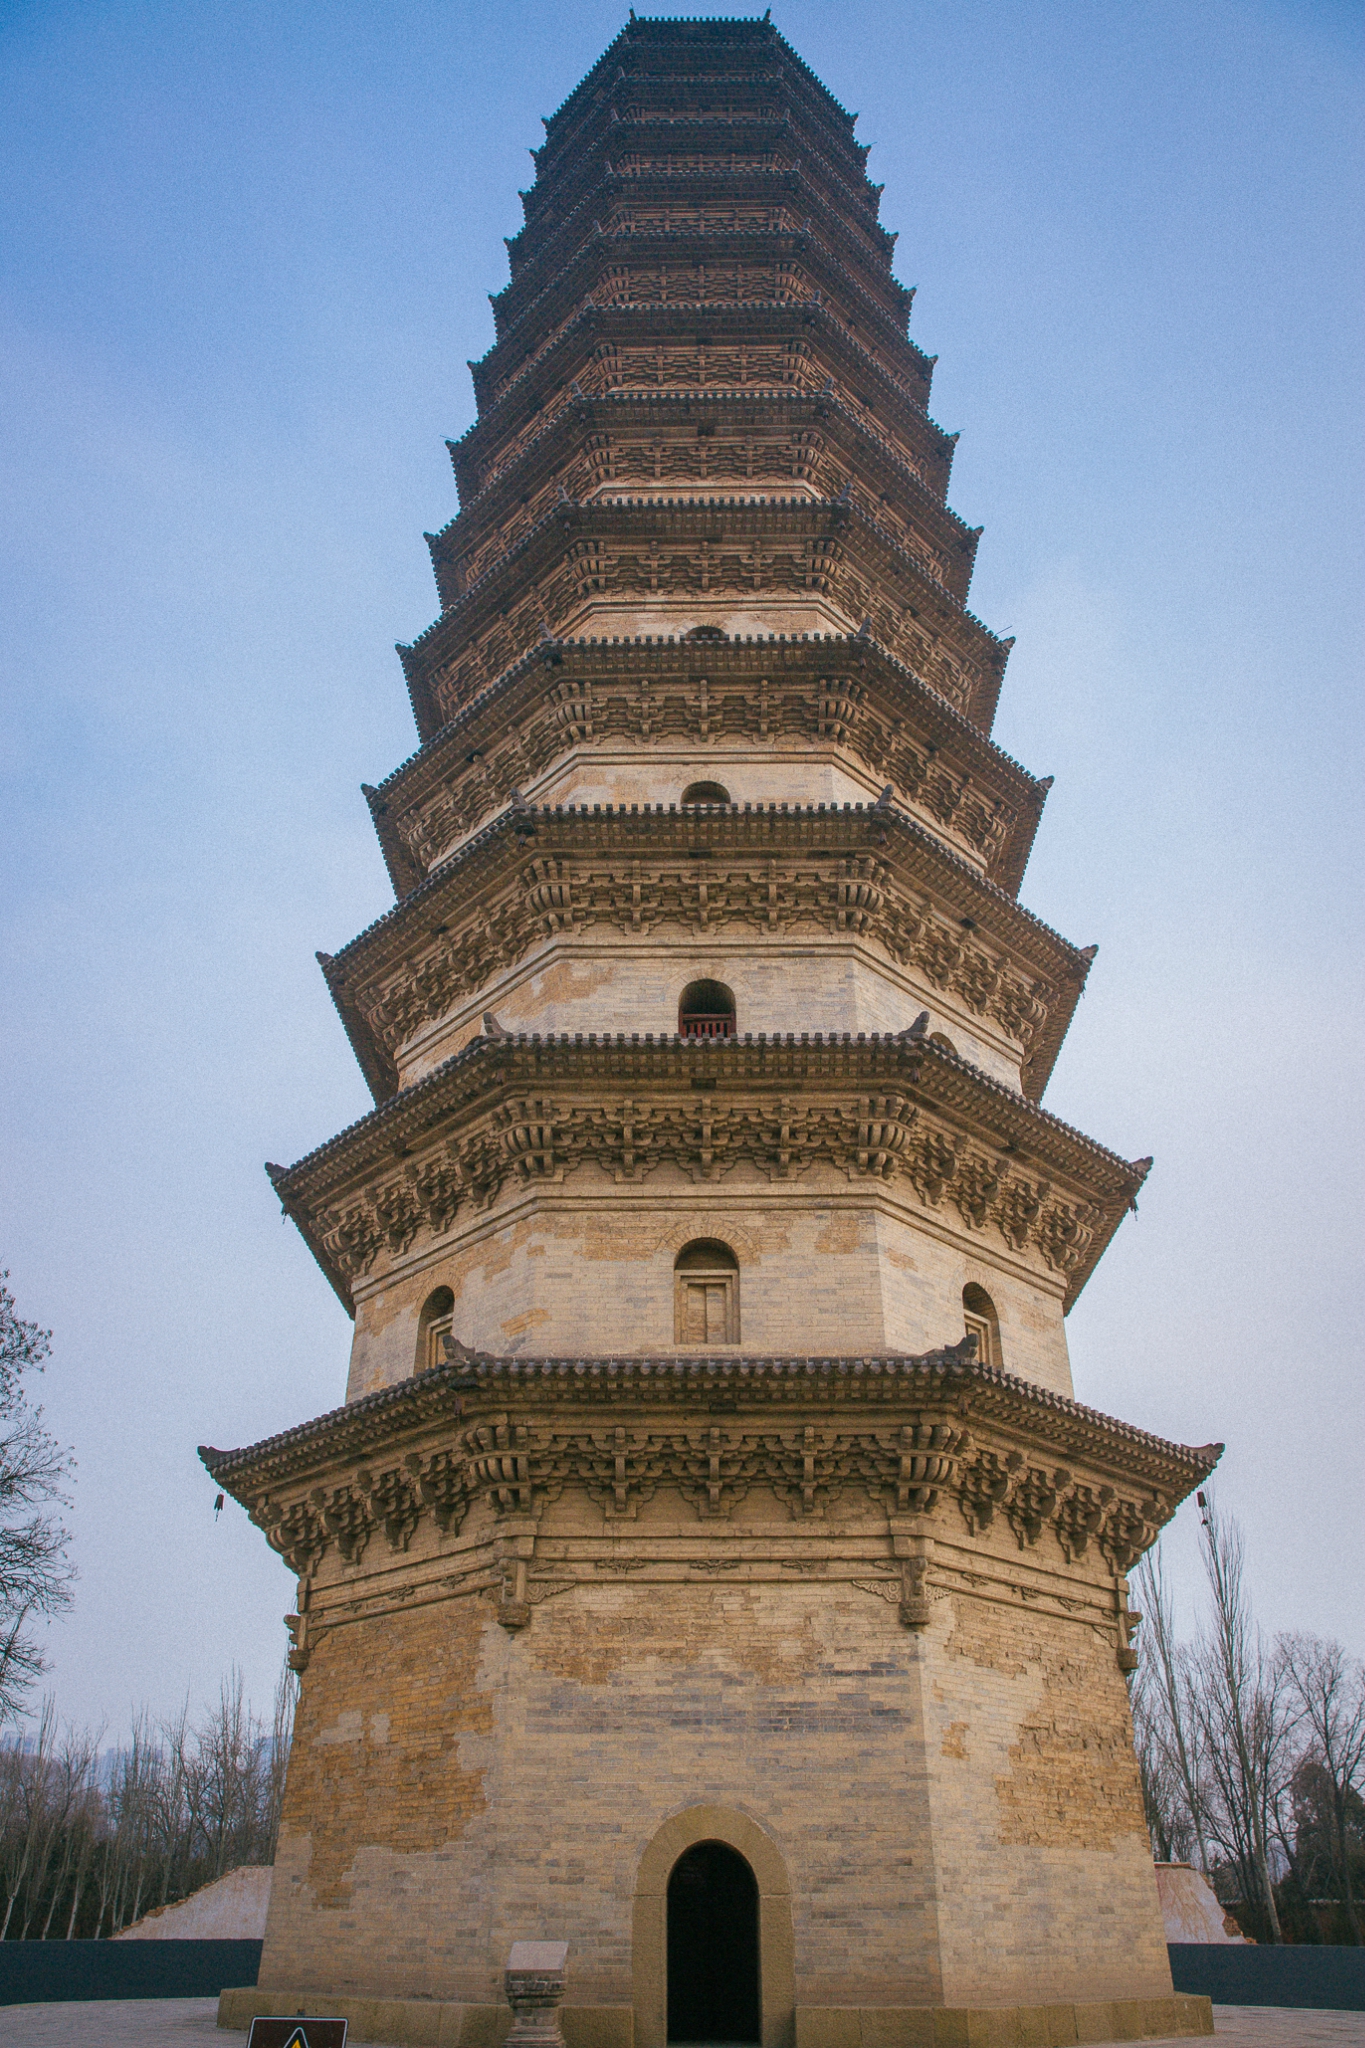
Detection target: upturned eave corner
<box><xmin>265</xmin><ymin>1158</ymin><xmax>355</xmax><ymax>1317</ymax></box>
<box><xmin>362</xmin><ymin>781</ymin><xmax>424</xmax><ymax>900</ymax></box>
<box><xmin>315</xmin><ymin>948</ymin><xmax>399</xmax><ymax>1108</ymax></box>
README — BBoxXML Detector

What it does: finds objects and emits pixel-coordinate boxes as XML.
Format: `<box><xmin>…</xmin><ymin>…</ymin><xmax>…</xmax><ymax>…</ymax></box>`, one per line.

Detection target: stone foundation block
<box><xmin>217</xmin><ymin>1991</ymin><xmax>634</xmax><ymax>2048</ymax></box>
<box><xmin>792</xmin><ymin>1996</ymin><xmax>1212</xmax><ymax>2047</ymax></box>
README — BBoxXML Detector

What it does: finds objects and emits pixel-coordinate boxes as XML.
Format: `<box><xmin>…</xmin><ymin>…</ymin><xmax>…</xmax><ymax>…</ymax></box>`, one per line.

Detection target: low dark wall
<box><xmin>1169</xmin><ymin>1942</ymin><xmax>1365</xmax><ymax>2010</ymax></box>
<box><xmin>0</xmin><ymin>1938</ymin><xmax>261</xmax><ymax>2005</ymax></box>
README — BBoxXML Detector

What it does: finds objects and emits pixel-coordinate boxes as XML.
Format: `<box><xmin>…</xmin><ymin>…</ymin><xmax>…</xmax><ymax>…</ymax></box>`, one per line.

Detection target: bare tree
<box><xmin>0</xmin><ymin>1697</ymin><xmax>57</xmax><ymax>1940</ymax></box>
<box><xmin>0</xmin><ymin>1274</ymin><xmax>74</xmax><ymax>1722</ymax></box>
<box><xmin>1186</xmin><ymin>1495</ymin><xmax>1292</xmax><ymax>1941</ymax></box>
<box><xmin>0</xmin><ymin>1656</ymin><xmax>296</xmax><ymax>1939</ymax></box>
<box><xmin>1131</xmin><ymin>1547</ymin><xmax>1210</xmax><ymax>1870</ymax></box>
<box><xmin>1281</xmin><ymin>1633</ymin><xmax>1365</xmax><ymax>1943</ymax></box>
<box><xmin>188</xmin><ymin>1670</ymin><xmax>272</xmax><ymax>1883</ymax></box>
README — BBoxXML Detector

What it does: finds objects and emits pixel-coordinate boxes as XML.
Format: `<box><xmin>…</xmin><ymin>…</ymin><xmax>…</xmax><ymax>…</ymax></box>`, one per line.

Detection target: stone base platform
<box><xmin>217</xmin><ymin>1991</ymin><xmax>1213</xmax><ymax>2047</ymax></box>
<box><xmin>217</xmin><ymin>1994</ymin><xmax>632</xmax><ymax>2047</ymax></box>
<box><xmin>796</xmin><ymin>2000</ymin><xmax>1213</xmax><ymax>2045</ymax></box>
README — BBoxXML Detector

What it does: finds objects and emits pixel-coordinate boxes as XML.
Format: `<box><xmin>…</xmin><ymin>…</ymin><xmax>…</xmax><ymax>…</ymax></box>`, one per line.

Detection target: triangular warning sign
<box><xmin>246</xmin><ymin>2020</ymin><xmax>347</xmax><ymax>2048</ymax></box>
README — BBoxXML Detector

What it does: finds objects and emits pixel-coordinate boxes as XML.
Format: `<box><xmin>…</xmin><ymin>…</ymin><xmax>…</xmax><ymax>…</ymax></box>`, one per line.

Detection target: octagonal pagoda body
<box><xmin>208</xmin><ymin>17</ymin><xmax>1217</xmax><ymax>2044</ymax></box>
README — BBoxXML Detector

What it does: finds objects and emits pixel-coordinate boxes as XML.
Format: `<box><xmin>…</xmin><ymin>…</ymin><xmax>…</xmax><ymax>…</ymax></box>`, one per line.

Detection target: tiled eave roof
<box><xmin>476</xmin><ymin>226</ymin><xmax>917</xmax><ymax>399</ymax></box>
<box><xmin>200</xmin><ymin>1342</ymin><xmax>1220</xmax><ymax>1503</ymax></box>
<box><xmin>441</xmin><ymin>390</ymin><xmax>978</xmax><ymax>604</ymax></box>
<box><xmin>323</xmin><ymin>797</ymin><xmax>1088</xmax><ymax>1106</ymax></box>
<box><xmin>456</xmin><ymin>390</ymin><xmax>962</xmax><ymax>537</ymax></box>
<box><xmin>520</xmin><ymin>111</ymin><xmax>882</xmax><ymax>246</ymax></box>
<box><xmin>274</xmin><ymin>1030</ymin><xmax>1140</xmax><ymax>1202</ymax></box>
<box><xmin>459</xmin><ymin>303</ymin><xmax>945</xmax><ymax>486</ymax></box>
<box><xmin>368</xmin><ymin>632</ymin><xmax>1048</xmax><ymax>898</ymax></box>
<box><xmin>265</xmin><ymin>1031</ymin><xmax>1150</xmax><ymax>1314</ymax></box>
<box><xmin>398</xmin><ymin>497</ymin><xmax>1007</xmax><ymax>737</ymax></box>
<box><xmin>499</xmin><ymin>167</ymin><xmax>899</xmax><ymax>333</ymax></box>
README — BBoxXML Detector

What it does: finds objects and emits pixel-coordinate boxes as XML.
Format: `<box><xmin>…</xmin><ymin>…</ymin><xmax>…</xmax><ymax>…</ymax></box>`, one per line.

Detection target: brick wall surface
<box><xmin>262</xmin><ymin>1573</ymin><xmax>1168</xmax><ymax>2010</ymax></box>
<box><xmin>396</xmin><ymin>942</ymin><xmax>1022</xmax><ymax>1094</ymax></box>
<box><xmin>508</xmin><ymin>747</ymin><xmax>888</xmax><ymax>834</ymax></box>
<box><xmin>344</xmin><ymin>1192</ymin><xmax>1072</xmax><ymax>1401</ymax></box>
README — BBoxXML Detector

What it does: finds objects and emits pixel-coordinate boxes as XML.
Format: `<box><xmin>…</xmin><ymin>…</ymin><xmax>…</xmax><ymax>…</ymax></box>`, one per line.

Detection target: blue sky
<box><xmin>1</xmin><ymin>0</ymin><xmax>1361</xmax><ymax>1732</ymax></box>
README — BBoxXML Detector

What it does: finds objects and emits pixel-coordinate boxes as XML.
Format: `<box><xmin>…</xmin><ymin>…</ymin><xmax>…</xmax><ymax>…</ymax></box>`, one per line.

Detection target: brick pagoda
<box><xmin>206</xmin><ymin>16</ymin><xmax>1217</xmax><ymax>2044</ymax></box>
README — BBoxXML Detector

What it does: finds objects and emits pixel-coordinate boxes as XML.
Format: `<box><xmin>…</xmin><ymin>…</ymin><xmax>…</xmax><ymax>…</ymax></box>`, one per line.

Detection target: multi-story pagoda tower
<box><xmin>207</xmin><ymin>17</ymin><xmax>1217</xmax><ymax>2044</ymax></box>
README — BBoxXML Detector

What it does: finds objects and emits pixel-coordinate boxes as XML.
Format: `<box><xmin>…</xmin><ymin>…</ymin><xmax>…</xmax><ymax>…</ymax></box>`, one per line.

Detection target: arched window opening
<box><xmin>679</xmin><ymin>978</ymin><xmax>735</xmax><ymax>1039</ymax></box>
<box><xmin>685</xmin><ymin>623</ymin><xmax>727</xmax><ymax>641</ymax></box>
<box><xmin>962</xmin><ymin>1283</ymin><xmax>1000</xmax><ymax>1370</ymax></box>
<box><xmin>416</xmin><ymin>1286</ymin><xmax>455</xmax><ymax>1375</ymax></box>
<box><xmin>675</xmin><ymin>1240</ymin><xmax>739</xmax><ymax>1346</ymax></box>
<box><xmin>666</xmin><ymin>1840</ymin><xmax>760</xmax><ymax>2044</ymax></box>
<box><xmin>929</xmin><ymin>1031</ymin><xmax>958</xmax><ymax>1055</ymax></box>
<box><xmin>680</xmin><ymin>780</ymin><xmax>730</xmax><ymax>806</ymax></box>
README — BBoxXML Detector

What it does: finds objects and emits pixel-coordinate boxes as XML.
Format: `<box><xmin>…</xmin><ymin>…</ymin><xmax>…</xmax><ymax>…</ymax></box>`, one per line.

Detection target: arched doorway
<box><xmin>666</xmin><ymin>1840</ymin><xmax>761</xmax><ymax>2043</ymax></box>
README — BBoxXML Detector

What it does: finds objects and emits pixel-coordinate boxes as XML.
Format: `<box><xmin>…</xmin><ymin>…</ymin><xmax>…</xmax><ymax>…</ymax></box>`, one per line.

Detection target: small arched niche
<box><xmin>680</xmin><ymin>780</ymin><xmax>730</xmax><ymax>806</ymax></box>
<box><xmin>929</xmin><ymin>1030</ymin><xmax>958</xmax><ymax>1054</ymax></box>
<box><xmin>415</xmin><ymin>1286</ymin><xmax>455</xmax><ymax>1375</ymax></box>
<box><xmin>962</xmin><ymin>1282</ymin><xmax>1001</xmax><ymax>1370</ymax></box>
<box><xmin>667</xmin><ymin>1841</ymin><xmax>760</xmax><ymax>2044</ymax></box>
<box><xmin>675</xmin><ymin>1239</ymin><xmax>739</xmax><ymax>1346</ymax></box>
<box><xmin>679</xmin><ymin>978</ymin><xmax>735</xmax><ymax>1039</ymax></box>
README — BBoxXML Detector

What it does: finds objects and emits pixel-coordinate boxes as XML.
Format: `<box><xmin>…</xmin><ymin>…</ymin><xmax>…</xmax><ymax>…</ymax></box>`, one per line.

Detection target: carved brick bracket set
<box><xmin>266</xmin><ymin>1033</ymin><xmax>1148</xmax><ymax>1316</ymax></box>
<box><xmin>202</xmin><ymin>1346</ymin><xmax>1218</xmax><ymax>1674</ymax></box>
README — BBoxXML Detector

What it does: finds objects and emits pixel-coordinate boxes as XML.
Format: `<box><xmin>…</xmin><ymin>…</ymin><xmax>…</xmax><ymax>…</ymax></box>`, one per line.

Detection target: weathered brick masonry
<box><xmin>207</xmin><ymin>15</ymin><xmax>1219</xmax><ymax>2042</ymax></box>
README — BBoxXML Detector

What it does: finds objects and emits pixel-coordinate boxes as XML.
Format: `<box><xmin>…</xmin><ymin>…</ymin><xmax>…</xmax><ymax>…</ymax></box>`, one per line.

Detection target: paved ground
<box><xmin>0</xmin><ymin>2004</ymin><xmax>1360</xmax><ymax>2047</ymax></box>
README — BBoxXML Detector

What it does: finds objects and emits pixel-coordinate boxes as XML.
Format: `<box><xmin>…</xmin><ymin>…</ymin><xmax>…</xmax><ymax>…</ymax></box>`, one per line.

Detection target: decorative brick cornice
<box><xmin>369</xmin><ymin>634</ymin><xmax>1044</xmax><ymax>898</ymax></box>
<box><xmin>474</xmin><ymin>227</ymin><xmax>921</xmax><ymax>411</ymax></box>
<box><xmin>497</xmin><ymin>168</ymin><xmax>900</xmax><ymax>340</ymax></box>
<box><xmin>199</xmin><ymin>1340</ymin><xmax>1220</xmax><ymax>1605</ymax></box>
<box><xmin>438</xmin><ymin>391</ymin><xmax>978</xmax><ymax>607</ymax></box>
<box><xmin>400</xmin><ymin>495</ymin><xmax>1005</xmax><ymax>735</ymax></box>
<box><xmin>518</xmin><ymin>112</ymin><xmax>884</xmax><ymax>263</ymax></box>
<box><xmin>324</xmin><ymin>798</ymin><xmax>1085</xmax><ymax>1105</ymax></box>
<box><xmin>265</xmin><ymin>1032</ymin><xmax>1147</xmax><ymax>1314</ymax></box>
<box><xmin>456</xmin><ymin>303</ymin><xmax>949</xmax><ymax>508</ymax></box>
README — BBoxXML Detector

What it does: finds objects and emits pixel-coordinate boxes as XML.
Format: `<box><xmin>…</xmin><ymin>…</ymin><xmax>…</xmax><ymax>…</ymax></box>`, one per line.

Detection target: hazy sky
<box><xmin>1</xmin><ymin>0</ymin><xmax>1360</xmax><ymax>1736</ymax></box>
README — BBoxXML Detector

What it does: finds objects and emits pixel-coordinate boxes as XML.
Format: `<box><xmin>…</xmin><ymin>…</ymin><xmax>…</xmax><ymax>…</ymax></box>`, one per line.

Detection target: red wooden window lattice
<box><xmin>680</xmin><ymin>1013</ymin><xmax>735</xmax><ymax>1038</ymax></box>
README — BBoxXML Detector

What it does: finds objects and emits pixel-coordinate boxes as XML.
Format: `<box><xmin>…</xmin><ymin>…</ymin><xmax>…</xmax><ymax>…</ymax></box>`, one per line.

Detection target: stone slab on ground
<box><xmin>0</xmin><ymin>2009</ymin><xmax>1360</xmax><ymax>2048</ymax></box>
<box><xmin>0</xmin><ymin>2000</ymin><xmax>225</xmax><ymax>2044</ymax></box>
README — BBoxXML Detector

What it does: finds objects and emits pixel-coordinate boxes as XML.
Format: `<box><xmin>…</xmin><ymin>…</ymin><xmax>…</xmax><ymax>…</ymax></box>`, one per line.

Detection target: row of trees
<box><xmin>0</xmin><ymin>1272</ymin><xmax>294</xmax><ymax>1940</ymax></box>
<box><xmin>0</xmin><ymin>1273</ymin><xmax>73</xmax><ymax>1723</ymax></box>
<box><xmin>1131</xmin><ymin>1496</ymin><xmax>1365</xmax><ymax>1944</ymax></box>
<box><xmin>0</xmin><ymin>1666</ymin><xmax>294</xmax><ymax>1940</ymax></box>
